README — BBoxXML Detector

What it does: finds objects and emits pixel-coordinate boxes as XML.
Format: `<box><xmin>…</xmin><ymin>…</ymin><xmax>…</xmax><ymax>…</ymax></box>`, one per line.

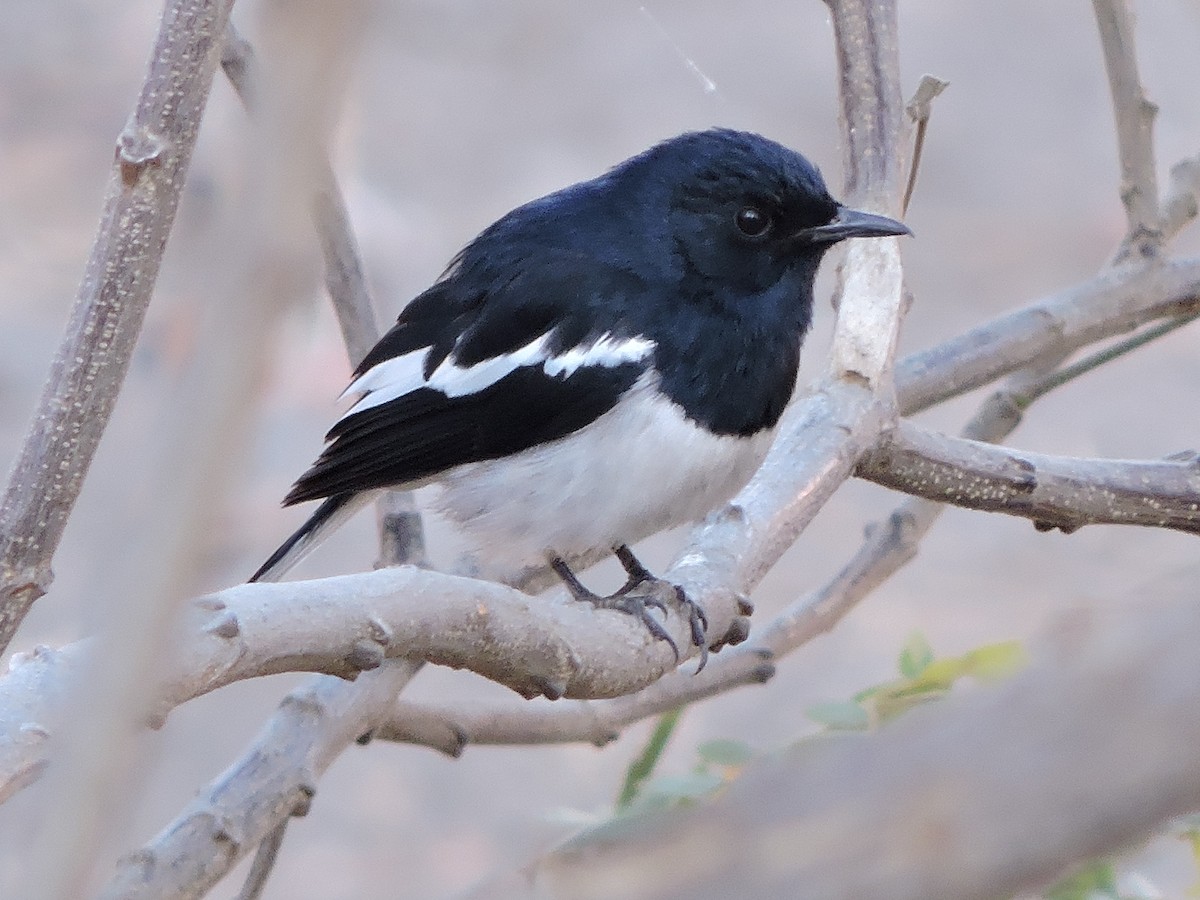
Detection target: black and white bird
<box><xmin>251</xmin><ymin>128</ymin><xmax>909</xmax><ymax>655</ymax></box>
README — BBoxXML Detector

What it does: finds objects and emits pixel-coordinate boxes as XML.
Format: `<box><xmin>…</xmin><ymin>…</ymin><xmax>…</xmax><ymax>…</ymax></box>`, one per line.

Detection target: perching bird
<box><xmin>251</xmin><ymin>128</ymin><xmax>909</xmax><ymax>657</ymax></box>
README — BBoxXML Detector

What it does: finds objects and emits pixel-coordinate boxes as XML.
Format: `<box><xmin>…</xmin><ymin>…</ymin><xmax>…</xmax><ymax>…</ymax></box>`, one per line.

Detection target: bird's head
<box><xmin>625</xmin><ymin>128</ymin><xmax>910</xmax><ymax>305</ymax></box>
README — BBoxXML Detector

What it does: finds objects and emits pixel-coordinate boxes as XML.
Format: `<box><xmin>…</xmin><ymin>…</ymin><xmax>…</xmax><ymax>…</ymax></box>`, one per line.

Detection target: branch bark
<box><xmin>0</xmin><ymin>0</ymin><xmax>236</xmax><ymax>657</ymax></box>
<box><xmin>859</xmin><ymin>419</ymin><xmax>1200</xmax><ymax>535</ymax></box>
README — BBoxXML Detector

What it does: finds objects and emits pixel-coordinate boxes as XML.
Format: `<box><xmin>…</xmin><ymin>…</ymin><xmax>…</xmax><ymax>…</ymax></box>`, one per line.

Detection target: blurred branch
<box><xmin>0</xmin><ymin>0</ymin><xmax>236</xmax><ymax>657</ymax></box>
<box><xmin>1093</xmin><ymin>0</ymin><xmax>1162</xmax><ymax>260</ymax></box>
<box><xmin>99</xmin><ymin>660</ymin><xmax>419</xmax><ymax>900</ymax></box>
<box><xmin>220</xmin><ymin>22</ymin><xmax>380</xmax><ymax>367</ymax></box>
<box><xmin>531</xmin><ymin>584</ymin><xmax>1200</xmax><ymax>900</ymax></box>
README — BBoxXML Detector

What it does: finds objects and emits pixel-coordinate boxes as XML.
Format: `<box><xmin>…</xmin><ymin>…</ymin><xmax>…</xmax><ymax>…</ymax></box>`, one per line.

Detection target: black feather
<box><xmin>285</xmin><ymin>363</ymin><xmax>643</xmax><ymax>505</ymax></box>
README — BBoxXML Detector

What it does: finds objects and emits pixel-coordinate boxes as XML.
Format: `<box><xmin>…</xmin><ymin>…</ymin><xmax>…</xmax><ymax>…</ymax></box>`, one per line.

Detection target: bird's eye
<box><xmin>735</xmin><ymin>206</ymin><xmax>773</xmax><ymax>237</ymax></box>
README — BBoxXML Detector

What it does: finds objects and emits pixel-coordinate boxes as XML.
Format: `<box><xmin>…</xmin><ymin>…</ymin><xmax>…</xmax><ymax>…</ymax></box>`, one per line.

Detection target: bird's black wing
<box><xmin>284</xmin><ymin>257</ymin><xmax>655</xmax><ymax>505</ymax></box>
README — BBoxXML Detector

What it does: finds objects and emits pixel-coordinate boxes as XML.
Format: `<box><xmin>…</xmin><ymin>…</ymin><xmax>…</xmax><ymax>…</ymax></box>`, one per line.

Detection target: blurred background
<box><xmin>2</xmin><ymin>1</ymin><xmax>1200</xmax><ymax>896</ymax></box>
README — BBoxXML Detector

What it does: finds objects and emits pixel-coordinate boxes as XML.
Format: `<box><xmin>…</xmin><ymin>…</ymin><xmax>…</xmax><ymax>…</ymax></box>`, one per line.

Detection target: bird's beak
<box><xmin>793</xmin><ymin>206</ymin><xmax>911</xmax><ymax>245</ymax></box>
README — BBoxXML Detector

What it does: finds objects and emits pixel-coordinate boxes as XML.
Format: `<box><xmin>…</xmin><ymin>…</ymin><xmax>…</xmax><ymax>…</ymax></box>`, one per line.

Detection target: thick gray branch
<box><xmin>0</xmin><ymin>0</ymin><xmax>236</xmax><ymax>656</ymax></box>
<box><xmin>860</xmin><ymin>420</ymin><xmax>1200</xmax><ymax>535</ymax></box>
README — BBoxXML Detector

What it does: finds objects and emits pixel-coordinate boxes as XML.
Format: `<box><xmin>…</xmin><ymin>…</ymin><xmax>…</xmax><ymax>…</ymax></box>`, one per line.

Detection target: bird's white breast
<box><xmin>435</xmin><ymin>372</ymin><xmax>773</xmax><ymax>584</ymax></box>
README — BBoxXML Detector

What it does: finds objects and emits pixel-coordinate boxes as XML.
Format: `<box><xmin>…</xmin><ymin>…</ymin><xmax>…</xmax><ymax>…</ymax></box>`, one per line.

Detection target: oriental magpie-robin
<box><xmin>251</xmin><ymin>128</ymin><xmax>909</xmax><ymax>658</ymax></box>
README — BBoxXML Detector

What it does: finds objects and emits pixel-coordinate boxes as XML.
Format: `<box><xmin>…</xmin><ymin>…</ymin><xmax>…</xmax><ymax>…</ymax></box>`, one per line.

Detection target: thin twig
<box><xmin>376</xmin><ymin>650</ymin><xmax>774</xmax><ymax>756</ymax></box>
<box><xmin>1093</xmin><ymin>0</ymin><xmax>1162</xmax><ymax>260</ymax></box>
<box><xmin>232</xmin><ymin>821</ymin><xmax>287</xmax><ymax>900</ymax></box>
<box><xmin>1014</xmin><ymin>311</ymin><xmax>1200</xmax><ymax>407</ymax></box>
<box><xmin>902</xmin><ymin>75</ymin><xmax>949</xmax><ymax>215</ymax></box>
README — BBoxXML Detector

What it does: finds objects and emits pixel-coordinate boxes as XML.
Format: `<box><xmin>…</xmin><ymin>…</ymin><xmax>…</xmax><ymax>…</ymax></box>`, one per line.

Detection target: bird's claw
<box><xmin>555</xmin><ymin>554</ymin><xmax>710</xmax><ymax>669</ymax></box>
<box><xmin>619</xmin><ymin>578</ymin><xmax>711</xmax><ymax>671</ymax></box>
<box><xmin>583</xmin><ymin>583</ymin><xmax>681</xmax><ymax>661</ymax></box>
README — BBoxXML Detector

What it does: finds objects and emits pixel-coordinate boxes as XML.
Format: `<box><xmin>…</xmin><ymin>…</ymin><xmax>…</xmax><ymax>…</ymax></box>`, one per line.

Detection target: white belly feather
<box><xmin>435</xmin><ymin>373</ymin><xmax>773</xmax><ymax>581</ymax></box>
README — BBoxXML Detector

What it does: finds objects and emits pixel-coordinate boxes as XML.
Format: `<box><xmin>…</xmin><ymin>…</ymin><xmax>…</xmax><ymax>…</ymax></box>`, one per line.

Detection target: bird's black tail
<box><xmin>249</xmin><ymin>492</ymin><xmax>371</xmax><ymax>583</ymax></box>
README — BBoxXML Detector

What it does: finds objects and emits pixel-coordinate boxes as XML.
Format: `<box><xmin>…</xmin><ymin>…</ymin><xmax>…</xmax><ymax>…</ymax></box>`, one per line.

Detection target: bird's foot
<box><xmin>588</xmin><ymin>578</ymin><xmax>681</xmax><ymax>660</ymax></box>
<box><xmin>614</xmin><ymin>544</ymin><xmax>708</xmax><ymax>665</ymax></box>
<box><xmin>619</xmin><ymin>576</ymin><xmax>710</xmax><ymax>672</ymax></box>
<box><xmin>552</xmin><ymin>552</ymin><xmax>709</xmax><ymax>670</ymax></box>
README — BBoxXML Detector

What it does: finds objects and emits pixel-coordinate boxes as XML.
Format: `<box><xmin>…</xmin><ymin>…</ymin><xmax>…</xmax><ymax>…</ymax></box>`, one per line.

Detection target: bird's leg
<box><xmin>613</xmin><ymin>544</ymin><xmax>656</xmax><ymax>593</ymax></box>
<box><xmin>551</xmin><ymin>556</ymin><xmax>679</xmax><ymax>660</ymax></box>
<box><xmin>614</xmin><ymin>545</ymin><xmax>710</xmax><ymax>670</ymax></box>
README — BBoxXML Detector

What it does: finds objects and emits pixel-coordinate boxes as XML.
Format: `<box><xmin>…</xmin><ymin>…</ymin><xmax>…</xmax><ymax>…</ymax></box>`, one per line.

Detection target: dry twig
<box><xmin>1093</xmin><ymin>0</ymin><xmax>1162</xmax><ymax>260</ymax></box>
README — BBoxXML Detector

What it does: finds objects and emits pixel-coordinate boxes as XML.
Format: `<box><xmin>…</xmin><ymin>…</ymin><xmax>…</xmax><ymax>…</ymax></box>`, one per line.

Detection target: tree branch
<box><xmin>377</xmin><ymin>649</ymin><xmax>775</xmax><ymax>757</ymax></box>
<box><xmin>824</xmin><ymin>0</ymin><xmax>907</xmax><ymax>387</ymax></box>
<box><xmin>0</xmin><ymin>0</ymin><xmax>236</xmax><ymax>657</ymax></box>
<box><xmin>220</xmin><ymin>21</ymin><xmax>381</xmax><ymax>369</ymax></box>
<box><xmin>902</xmin><ymin>74</ymin><xmax>950</xmax><ymax>215</ymax></box>
<box><xmin>98</xmin><ymin>659</ymin><xmax>419</xmax><ymax>900</ymax></box>
<box><xmin>860</xmin><ymin>419</ymin><xmax>1200</xmax><ymax>535</ymax></box>
<box><xmin>895</xmin><ymin>257</ymin><xmax>1200</xmax><ymax>415</ymax></box>
<box><xmin>1093</xmin><ymin>0</ymin><xmax>1161</xmax><ymax>260</ymax></box>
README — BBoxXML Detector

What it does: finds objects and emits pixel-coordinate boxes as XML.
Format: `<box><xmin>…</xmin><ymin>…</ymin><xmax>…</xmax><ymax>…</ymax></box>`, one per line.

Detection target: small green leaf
<box><xmin>898</xmin><ymin>631</ymin><xmax>934</xmax><ymax>678</ymax></box>
<box><xmin>697</xmin><ymin>739</ymin><xmax>754</xmax><ymax>767</ymax></box>
<box><xmin>806</xmin><ymin>701</ymin><xmax>870</xmax><ymax>730</ymax></box>
<box><xmin>961</xmin><ymin>640</ymin><xmax>1027</xmax><ymax>680</ymax></box>
<box><xmin>902</xmin><ymin>655</ymin><xmax>967</xmax><ymax>692</ymax></box>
